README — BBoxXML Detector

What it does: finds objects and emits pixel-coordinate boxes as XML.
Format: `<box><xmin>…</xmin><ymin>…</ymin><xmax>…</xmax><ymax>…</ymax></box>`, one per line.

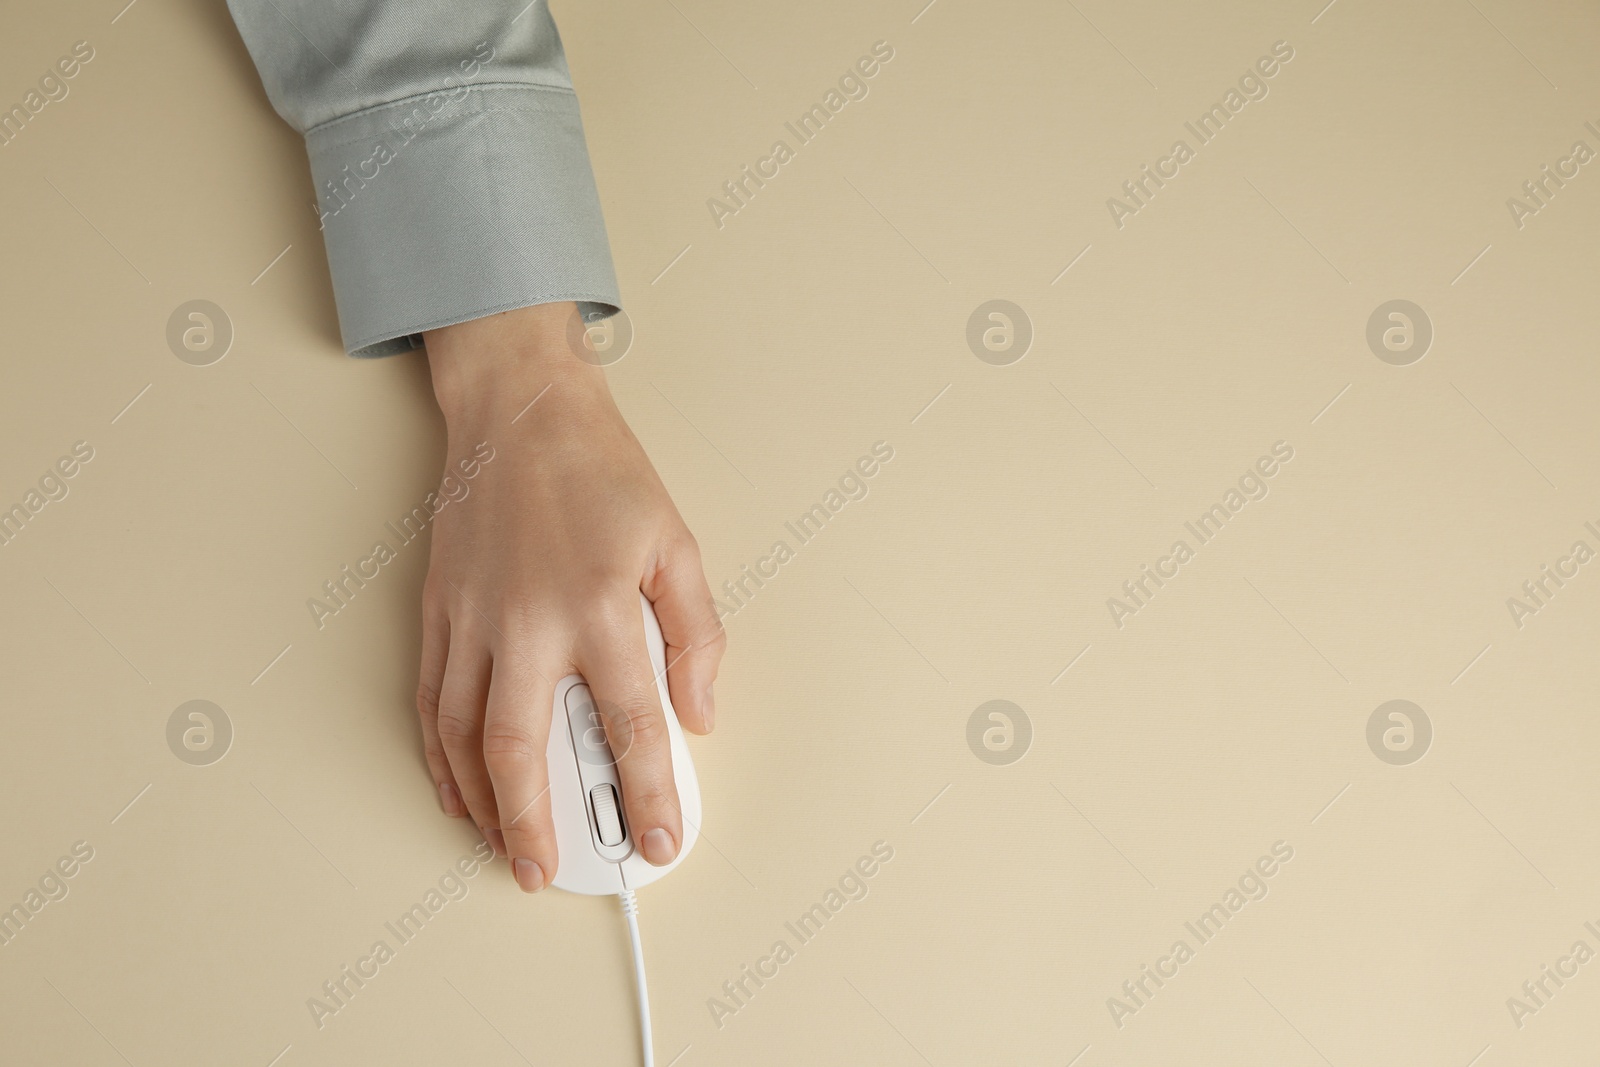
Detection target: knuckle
<box><xmin>507</xmin><ymin>811</ymin><xmax>557</xmax><ymax>846</ymax></box>
<box><xmin>585</xmin><ymin>596</ymin><xmax>638</xmax><ymax>634</ymax></box>
<box><xmin>697</xmin><ymin>622</ymin><xmax>729</xmax><ymax>656</ymax></box>
<box><xmin>482</xmin><ymin>721</ymin><xmax>540</xmax><ymax>763</ymax></box>
<box><xmin>673</xmin><ymin>528</ymin><xmax>703</xmax><ymax>562</ymax></box>
<box><xmin>415</xmin><ymin>681</ymin><xmax>442</xmax><ymax>721</ymax></box>
<box><xmin>613</xmin><ymin>699</ymin><xmax>668</xmax><ymax>751</ymax></box>
<box><xmin>499</xmin><ymin>598</ymin><xmax>553</xmax><ymax>639</ymax></box>
<box><xmin>435</xmin><ymin>707</ymin><xmax>478</xmax><ymax>745</ymax></box>
<box><xmin>623</xmin><ymin>780</ymin><xmax>674</xmax><ymax>817</ymax></box>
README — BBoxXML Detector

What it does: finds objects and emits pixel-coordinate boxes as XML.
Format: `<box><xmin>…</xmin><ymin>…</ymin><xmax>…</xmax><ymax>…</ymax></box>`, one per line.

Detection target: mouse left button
<box><xmin>564</xmin><ymin>684</ymin><xmax>614</xmax><ymax>767</ymax></box>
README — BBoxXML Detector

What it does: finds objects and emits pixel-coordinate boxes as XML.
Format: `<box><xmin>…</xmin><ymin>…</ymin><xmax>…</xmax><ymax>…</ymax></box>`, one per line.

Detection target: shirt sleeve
<box><xmin>225</xmin><ymin>0</ymin><xmax>621</xmax><ymax>357</ymax></box>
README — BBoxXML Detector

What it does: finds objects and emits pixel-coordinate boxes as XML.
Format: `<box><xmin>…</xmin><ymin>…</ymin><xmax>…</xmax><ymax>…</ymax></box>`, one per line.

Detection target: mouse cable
<box><xmin>618</xmin><ymin>888</ymin><xmax>654</xmax><ymax>1067</ymax></box>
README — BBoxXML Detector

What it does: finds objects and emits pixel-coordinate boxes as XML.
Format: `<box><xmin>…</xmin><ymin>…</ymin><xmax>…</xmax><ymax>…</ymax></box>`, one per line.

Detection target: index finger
<box><xmin>577</xmin><ymin>600</ymin><xmax>682</xmax><ymax>867</ymax></box>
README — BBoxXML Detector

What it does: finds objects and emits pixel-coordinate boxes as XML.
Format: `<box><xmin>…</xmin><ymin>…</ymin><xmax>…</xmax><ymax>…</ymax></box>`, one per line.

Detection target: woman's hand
<box><xmin>416</xmin><ymin>302</ymin><xmax>724</xmax><ymax>892</ymax></box>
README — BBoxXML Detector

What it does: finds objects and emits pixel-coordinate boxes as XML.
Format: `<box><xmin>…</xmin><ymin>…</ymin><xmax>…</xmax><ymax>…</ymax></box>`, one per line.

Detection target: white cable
<box><xmin>618</xmin><ymin>889</ymin><xmax>654</xmax><ymax>1067</ymax></box>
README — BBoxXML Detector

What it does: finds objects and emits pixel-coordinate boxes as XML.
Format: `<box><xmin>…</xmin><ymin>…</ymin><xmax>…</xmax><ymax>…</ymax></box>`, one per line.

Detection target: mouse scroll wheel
<box><xmin>590</xmin><ymin>784</ymin><xmax>625</xmax><ymax>846</ymax></box>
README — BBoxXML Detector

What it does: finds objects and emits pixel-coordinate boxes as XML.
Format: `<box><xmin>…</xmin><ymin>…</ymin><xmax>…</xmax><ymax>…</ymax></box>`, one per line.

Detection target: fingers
<box><xmin>644</xmin><ymin>534</ymin><xmax>727</xmax><ymax>735</ymax></box>
<box><xmin>482</xmin><ymin>652</ymin><xmax>559</xmax><ymax>893</ymax></box>
<box><xmin>435</xmin><ymin>634</ymin><xmax>504</xmax><ymax>856</ymax></box>
<box><xmin>416</xmin><ymin>593</ymin><xmax>465</xmax><ymax>818</ymax></box>
<box><xmin>578</xmin><ymin>601</ymin><xmax>683</xmax><ymax>866</ymax></box>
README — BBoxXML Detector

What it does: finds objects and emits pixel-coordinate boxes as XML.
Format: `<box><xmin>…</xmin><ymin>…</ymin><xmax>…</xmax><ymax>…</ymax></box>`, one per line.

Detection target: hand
<box><xmin>416</xmin><ymin>302</ymin><xmax>724</xmax><ymax>892</ymax></box>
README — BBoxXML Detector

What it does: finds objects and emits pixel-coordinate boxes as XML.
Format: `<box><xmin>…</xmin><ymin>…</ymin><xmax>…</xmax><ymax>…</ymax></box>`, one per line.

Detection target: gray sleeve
<box><xmin>225</xmin><ymin>0</ymin><xmax>621</xmax><ymax>357</ymax></box>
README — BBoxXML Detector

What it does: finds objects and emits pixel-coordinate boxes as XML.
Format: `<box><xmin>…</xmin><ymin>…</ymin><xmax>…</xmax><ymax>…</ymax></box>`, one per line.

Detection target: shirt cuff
<box><xmin>304</xmin><ymin>82</ymin><xmax>621</xmax><ymax>358</ymax></box>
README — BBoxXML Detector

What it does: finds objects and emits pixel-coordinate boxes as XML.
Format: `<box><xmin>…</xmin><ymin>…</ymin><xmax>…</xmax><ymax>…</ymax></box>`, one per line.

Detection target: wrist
<box><xmin>423</xmin><ymin>302</ymin><xmax>610</xmax><ymax>424</ymax></box>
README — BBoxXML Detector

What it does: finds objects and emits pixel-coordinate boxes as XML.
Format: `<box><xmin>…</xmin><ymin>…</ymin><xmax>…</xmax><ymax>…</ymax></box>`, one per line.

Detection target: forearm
<box><xmin>226</xmin><ymin>1</ymin><xmax>621</xmax><ymax>356</ymax></box>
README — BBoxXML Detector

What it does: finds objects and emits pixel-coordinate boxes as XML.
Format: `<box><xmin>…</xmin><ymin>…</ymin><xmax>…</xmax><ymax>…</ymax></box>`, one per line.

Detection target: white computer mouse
<box><xmin>545</xmin><ymin>593</ymin><xmax>702</xmax><ymax>895</ymax></box>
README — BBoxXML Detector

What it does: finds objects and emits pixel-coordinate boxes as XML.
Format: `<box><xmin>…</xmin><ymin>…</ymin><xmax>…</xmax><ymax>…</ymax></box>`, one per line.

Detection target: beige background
<box><xmin>3</xmin><ymin>0</ymin><xmax>1599</xmax><ymax>1063</ymax></box>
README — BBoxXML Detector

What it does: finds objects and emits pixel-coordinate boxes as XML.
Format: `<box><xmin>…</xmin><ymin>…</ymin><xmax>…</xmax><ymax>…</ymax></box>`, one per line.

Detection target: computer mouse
<box><xmin>545</xmin><ymin>592</ymin><xmax>702</xmax><ymax>895</ymax></box>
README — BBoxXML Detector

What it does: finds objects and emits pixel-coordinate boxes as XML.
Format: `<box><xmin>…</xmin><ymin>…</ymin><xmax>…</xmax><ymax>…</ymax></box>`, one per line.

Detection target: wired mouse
<box><xmin>545</xmin><ymin>591</ymin><xmax>702</xmax><ymax>893</ymax></box>
<box><xmin>543</xmin><ymin>592</ymin><xmax>702</xmax><ymax>1066</ymax></box>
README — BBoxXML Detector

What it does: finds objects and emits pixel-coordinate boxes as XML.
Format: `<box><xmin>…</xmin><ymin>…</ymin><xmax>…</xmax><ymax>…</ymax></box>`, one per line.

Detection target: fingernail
<box><xmin>438</xmin><ymin>782</ymin><xmax>463</xmax><ymax>817</ymax></box>
<box><xmin>703</xmin><ymin>685</ymin><xmax>716</xmax><ymax>730</ymax></box>
<box><xmin>641</xmin><ymin>827</ymin><xmax>677</xmax><ymax>866</ymax></box>
<box><xmin>485</xmin><ymin>827</ymin><xmax>506</xmax><ymax>857</ymax></box>
<box><xmin>513</xmin><ymin>857</ymin><xmax>545</xmax><ymax>893</ymax></box>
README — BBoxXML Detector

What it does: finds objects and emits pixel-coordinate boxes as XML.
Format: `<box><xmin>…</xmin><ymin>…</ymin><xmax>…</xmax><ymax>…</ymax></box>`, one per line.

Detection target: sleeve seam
<box><xmin>311</xmin><ymin>102</ymin><xmax>582</xmax><ymax>154</ymax></box>
<box><xmin>304</xmin><ymin>81</ymin><xmax>576</xmax><ymax>141</ymax></box>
